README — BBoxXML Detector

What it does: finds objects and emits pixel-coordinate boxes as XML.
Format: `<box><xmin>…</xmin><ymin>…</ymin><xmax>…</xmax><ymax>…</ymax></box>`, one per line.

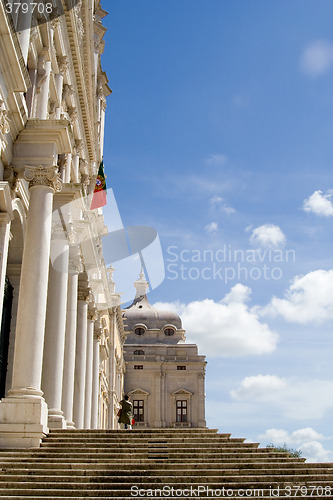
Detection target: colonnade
<box><xmin>0</xmin><ymin>165</ymin><xmax>116</xmax><ymax>448</ymax></box>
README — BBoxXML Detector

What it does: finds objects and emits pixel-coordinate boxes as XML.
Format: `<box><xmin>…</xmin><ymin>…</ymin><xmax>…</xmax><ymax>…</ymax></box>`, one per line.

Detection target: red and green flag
<box><xmin>90</xmin><ymin>161</ymin><xmax>107</xmax><ymax>209</ymax></box>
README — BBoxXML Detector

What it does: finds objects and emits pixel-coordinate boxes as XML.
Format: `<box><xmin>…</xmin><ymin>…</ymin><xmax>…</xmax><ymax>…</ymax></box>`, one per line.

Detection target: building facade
<box><xmin>0</xmin><ymin>0</ymin><xmax>126</xmax><ymax>448</ymax></box>
<box><xmin>123</xmin><ymin>271</ymin><xmax>207</xmax><ymax>428</ymax></box>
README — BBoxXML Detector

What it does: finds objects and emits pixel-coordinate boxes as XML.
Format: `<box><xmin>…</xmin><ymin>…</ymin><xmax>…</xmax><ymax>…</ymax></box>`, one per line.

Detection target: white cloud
<box><xmin>300</xmin><ymin>441</ymin><xmax>331</xmax><ymax>463</ymax></box>
<box><xmin>249</xmin><ymin>224</ymin><xmax>286</xmax><ymax>249</ymax></box>
<box><xmin>210</xmin><ymin>195</ymin><xmax>236</xmax><ymax>215</ymax></box>
<box><xmin>303</xmin><ymin>190</ymin><xmax>333</xmax><ymax>216</ymax></box>
<box><xmin>261</xmin><ymin>269</ymin><xmax>333</xmax><ymax>323</ymax></box>
<box><xmin>300</xmin><ymin>40</ymin><xmax>333</xmax><ymax>77</ymax></box>
<box><xmin>153</xmin><ymin>284</ymin><xmax>278</xmax><ymax>357</ymax></box>
<box><xmin>204</xmin><ymin>222</ymin><xmax>218</xmax><ymax>234</ymax></box>
<box><xmin>258</xmin><ymin>428</ymin><xmax>331</xmax><ymax>463</ymax></box>
<box><xmin>205</xmin><ymin>154</ymin><xmax>228</xmax><ymax>167</ymax></box>
<box><xmin>222</xmin><ymin>283</ymin><xmax>252</xmax><ymax>304</ymax></box>
<box><xmin>210</xmin><ymin>195</ymin><xmax>223</xmax><ymax>205</ymax></box>
<box><xmin>231</xmin><ymin>375</ymin><xmax>286</xmax><ymax>400</ymax></box>
<box><xmin>231</xmin><ymin>375</ymin><xmax>333</xmax><ymax>419</ymax></box>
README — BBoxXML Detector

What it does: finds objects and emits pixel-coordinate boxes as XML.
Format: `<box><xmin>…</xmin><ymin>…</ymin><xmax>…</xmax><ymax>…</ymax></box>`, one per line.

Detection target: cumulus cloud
<box><xmin>231</xmin><ymin>375</ymin><xmax>286</xmax><ymax>400</ymax></box>
<box><xmin>303</xmin><ymin>190</ymin><xmax>333</xmax><ymax>216</ymax></box>
<box><xmin>222</xmin><ymin>283</ymin><xmax>252</xmax><ymax>304</ymax></box>
<box><xmin>210</xmin><ymin>195</ymin><xmax>236</xmax><ymax>215</ymax></box>
<box><xmin>204</xmin><ymin>222</ymin><xmax>218</xmax><ymax>234</ymax></box>
<box><xmin>249</xmin><ymin>224</ymin><xmax>286</xmax><ymax>249</ymax></box>
<box><xmin>300</xmin><ymin>40</ymin><xmax>333</xmax><ymax>77</ymax></box>
<box><xmin>153</xmin><ymin>284</ymin><xmax>278</xmax><ymax>357</ymax></box>
<box><xmin>231</xmin><ymin>375</ymin><xmax>333</xmax><ymax>419</ymax></box>
<box><xmin>205</xmin><ymin>154</ymin><xmax>228</xmax><ymax>167</ymax></box>
<box><xmin>260</xmin><ymin>269</ymin><xmax>333</xmax><ymax>323</ymax></box>
<box><xmin>258</xmin><ymin>428</ymin><xmax>330</xmax><ymax>463</ymax></box>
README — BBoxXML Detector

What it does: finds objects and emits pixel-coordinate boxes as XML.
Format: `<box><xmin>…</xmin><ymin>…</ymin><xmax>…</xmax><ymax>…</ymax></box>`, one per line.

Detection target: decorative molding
<box><xmin>74</xmin><ymin>138</ymin><xmax>84</xmax><ymax>156</ymax></box>
<box><xmin>68</xmin><ymin>107</ymin><xmax>78</xmax><ymax>122</ymax></box>
<box><xmin>24</xmin><ymin>165</ymin><xmax>62</xmax><ymax>192</ymax></box>
<box><xmin>57</xmin><ymin>55</ymin><xmax>69</xmax><ymax>75</ymax></box>
<box><xmin>68</xmin><ymin>246</ymin><xmax>84</xmax><ymax>274</ymax></box>
<box><xmin>3</xmin><ymin>166</ymin><xmax>18</xmax><ymax>191</ymax></box>
<box><xmin>63</xmin><ymin>84</ymin><xmax>75</xmax><ymax>100</ymax></box>
<box><xmin>0</xmin><ymin>100</ymin><xmax>10</xmax><ymax>135</ymax></box>
<box><xmin>77</xmin><ymin>286</ymin><xmax>92</xmax><ymax>302</ymax></box>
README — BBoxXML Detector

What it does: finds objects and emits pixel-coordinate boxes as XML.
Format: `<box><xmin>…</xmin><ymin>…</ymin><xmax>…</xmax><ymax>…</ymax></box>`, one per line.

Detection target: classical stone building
<box><xmin>0</xmin><ymin>0</ymin><xmax>126</xmax><ymax>448</ymax></box>
<box><xmin>123</xmin><ymin>271</ymin><xmax>207</xmax><ymax>428</ymax></box>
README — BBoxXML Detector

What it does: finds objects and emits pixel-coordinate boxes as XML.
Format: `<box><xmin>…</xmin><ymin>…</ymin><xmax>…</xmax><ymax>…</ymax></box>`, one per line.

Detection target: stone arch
<box><xmin>4</xmin><ymin>200</ymin><xmax>26</xmax><ymax>395</ymax></box>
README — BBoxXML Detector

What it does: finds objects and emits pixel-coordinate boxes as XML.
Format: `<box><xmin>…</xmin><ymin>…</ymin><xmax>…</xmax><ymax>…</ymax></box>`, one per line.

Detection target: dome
<box><xmin>122</xmin><ymin>269</ymin><xmax>182</xmax><ymax>331</ymax></box>
<box><xmin>123</xmin><ymin>294</ymin><xmax>182</xmax><ymax>331</ymax></box>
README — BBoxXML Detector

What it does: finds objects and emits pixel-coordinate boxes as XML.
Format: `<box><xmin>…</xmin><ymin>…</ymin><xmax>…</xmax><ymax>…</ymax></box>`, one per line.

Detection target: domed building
<box><xmin>122</xmin><ymin>270</ymin><xmax>206</xmax><ymax>428</ymax></box>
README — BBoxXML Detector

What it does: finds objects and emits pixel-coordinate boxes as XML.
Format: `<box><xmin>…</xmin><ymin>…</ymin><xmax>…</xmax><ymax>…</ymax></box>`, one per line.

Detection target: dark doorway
<box><xmin>0</xmin><ymin>277</ymin><xmax>13</xmax><ymax>398</ymax></box>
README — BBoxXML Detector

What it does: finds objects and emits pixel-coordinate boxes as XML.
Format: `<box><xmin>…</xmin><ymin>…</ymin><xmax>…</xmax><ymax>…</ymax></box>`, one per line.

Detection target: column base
<box><xmin>0</xmin><ymin>394</ymin><xmax>49</xmax><ymax>448</ymax></box>
<box><xmin>48</xmin><ymin>408</ymin><xmax>67</xmax><ymax>429</ymax></box>
<box><xmin>65</xmin><ymin>420</ymin><xmax>76</xmax><ymax>430</ymax></box>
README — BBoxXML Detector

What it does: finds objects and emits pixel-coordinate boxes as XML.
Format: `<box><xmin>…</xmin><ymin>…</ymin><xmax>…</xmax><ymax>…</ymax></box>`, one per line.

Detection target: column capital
<box><xmin>68</xmin><ymin>251</ymin><xmax>84</xmax><ymax>275</ymax></box>
<box><xmin>88</xmin><ymin>308</ymin><xmax>98</xmax><ymax>322</ymax></box>
<box><xmin>24</xmin><ymin>165</ymin><xmax>62</xmax><ymax>192</ymax></box>
<box><xmin>77</xmin><ymin>286</ymin><xmax>93</xmax><ymax>302</ymax></box>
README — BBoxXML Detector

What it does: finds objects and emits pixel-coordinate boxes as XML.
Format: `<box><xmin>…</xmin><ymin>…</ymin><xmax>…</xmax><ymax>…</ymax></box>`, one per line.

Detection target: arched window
<box><xmin>134</xmin><ymin>327</ymin><xmax>145</xmax><ymax>336</ymax></box>
<box><xmin>164</xmin><ymin>328</ymin><xmax>175</xmax><ymax>336</ymax></box>
<box><xmin>134</xmin><ymin>349</ymin><xmax>145</xmax><ymax>355</ymax></box>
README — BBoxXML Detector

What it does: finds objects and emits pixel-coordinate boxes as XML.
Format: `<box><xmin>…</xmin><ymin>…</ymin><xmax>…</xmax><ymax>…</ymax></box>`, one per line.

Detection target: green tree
<box><xmin>266</xmin><ymin>443</ymin><xmax>303</xmax><ymax>458</ymax></box>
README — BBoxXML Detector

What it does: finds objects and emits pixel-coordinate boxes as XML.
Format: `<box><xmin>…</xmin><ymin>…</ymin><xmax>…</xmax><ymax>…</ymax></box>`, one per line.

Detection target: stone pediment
<box><xmin>128</xmin><ymin>388</ymin><xmax>150</xmax><ymax>397</ymax></box>
<box><xmin>171</xmin><ymin>389</ymin><xmax>193</xmax><ymax>396</ymax></box>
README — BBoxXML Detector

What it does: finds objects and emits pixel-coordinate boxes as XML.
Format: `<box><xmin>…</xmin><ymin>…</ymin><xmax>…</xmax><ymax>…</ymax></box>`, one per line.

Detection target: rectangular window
<box><xmin>176</xmin><ymin>400</ymin><xmax>187</xmax><ymax>422</ymax></box>
<box><xmin>177</xmin><ymin>366</ymin><xmax>186</xmax><ymax>370</ymax></box>
<box><xmin>134</xmin><ymin>365</ymin><xmax>143</xmax><ymax>370</ymax></box>
<box><xmin>133</xmin><ymin>400</ymin><xmax>144</xmax><ymax>422</ymax></box>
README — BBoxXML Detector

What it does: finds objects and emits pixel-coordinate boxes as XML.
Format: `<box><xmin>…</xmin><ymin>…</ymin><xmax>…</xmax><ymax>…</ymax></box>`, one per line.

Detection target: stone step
<box><xmin>39</xmin><ymin>437</ymin><xmax>245</xmax><ymax>445</ymax></box>
<box><xmin>0</xmin><ymin>485</ymin><xmax>332</xmax><ymax>497</ymax></box>
<box><xmin>0</xmin><ymin>497</ymin><xmax>330</xmax><ymax>500</ymax></box>
<box><xmin>0</xmin><ymin>457</ymin><xmax>308</xmax><ymax>466</ymax></box>
<box><xmin>0</xmin><ymin>472</ymin><xmax>333</xmax><ymax>485</ymax></box>
<box><xmin>0</xmin><ymin>452</ymin><xmax>305</xmax><ymax>461</ymax></box>
<box><xmin>1</xmin><ymin>465</ymin><xmax>332</xmax><ymax>476</ymax></box>
<box><xmin>38</xmin><ymin>443</ymin><xmax>261</xmax><ymax>451</ymax></box>
<box><xmin>0</xmin><ymin>428</ymin><xmax>332</xmax><ymax>499</ymax></box>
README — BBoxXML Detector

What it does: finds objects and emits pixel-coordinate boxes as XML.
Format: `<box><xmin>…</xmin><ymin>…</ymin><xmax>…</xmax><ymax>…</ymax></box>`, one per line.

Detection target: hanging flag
<box><xmin>90</xmin><ymin>161</ymin><xmax>107</xmax><ymax>209</ymax></box>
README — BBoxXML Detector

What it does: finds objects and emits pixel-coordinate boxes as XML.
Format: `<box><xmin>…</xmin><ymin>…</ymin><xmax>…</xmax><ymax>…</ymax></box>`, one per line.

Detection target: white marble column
<box><xmin>17</xmin><ymin>3</ymin><xmax>33</xmax><ymax>65</ymax></box>
<box><xmin>91</xmin><ymin>328</ymin><xmax>101</xmax><ymax>429</ymax></box>
<box><xmin>61</xmin><ymin>256</ymin><xmax>81</xmax><ymax>429</ymax></box>
<box><xmin>41</xmin><ymin>231</ymin><xmax>69</xmax><ymax>428</ymax></box>
<box><xmin>64</xmin><ymin>154</ymin><xmax>72</xmax><ymax>183</ymax></box>
<box><xmin>0</xmin><ymin>166</ymin><xmax>61</xmax><ymax>448</ymax></box>
<box><xmin>72</xmin><ymin>155</ymin><xmax>80</xmax><ymax>183</ymax></box>
<box><xmin>73</xmin><ymin>287</ymin><xmax>89</xmax><ymax>429</ymax></box>
<box><xmin>84</xmin><ymin>312</ymin><xmax>95</xmax><ymax>429</ymax></box>
<box><xmin>36</xmin><ymin>56</ymin><xmax>52</xmax><ymax>120</ymax></box>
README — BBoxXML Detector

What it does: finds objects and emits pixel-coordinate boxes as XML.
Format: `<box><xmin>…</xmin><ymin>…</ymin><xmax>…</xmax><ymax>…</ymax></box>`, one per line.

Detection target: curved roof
<box><xmin>123</xmin><ymin>294</ymin><xmax>182</xmax><ymax>331</ymax></box>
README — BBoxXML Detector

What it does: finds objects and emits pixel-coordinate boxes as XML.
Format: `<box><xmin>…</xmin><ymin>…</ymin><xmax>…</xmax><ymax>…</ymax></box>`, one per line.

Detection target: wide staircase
<box><xmin>0</xmin><ymin>428</ymin><xmax>332</xmax><ymax>499</ymax></box>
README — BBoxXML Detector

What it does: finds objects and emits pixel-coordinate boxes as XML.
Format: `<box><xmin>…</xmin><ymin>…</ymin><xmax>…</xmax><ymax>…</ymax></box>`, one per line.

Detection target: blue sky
<box><xmin>101</xmin><ymin>0</ymin><xmax>333</xmax><ymax>461</ymax></box>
